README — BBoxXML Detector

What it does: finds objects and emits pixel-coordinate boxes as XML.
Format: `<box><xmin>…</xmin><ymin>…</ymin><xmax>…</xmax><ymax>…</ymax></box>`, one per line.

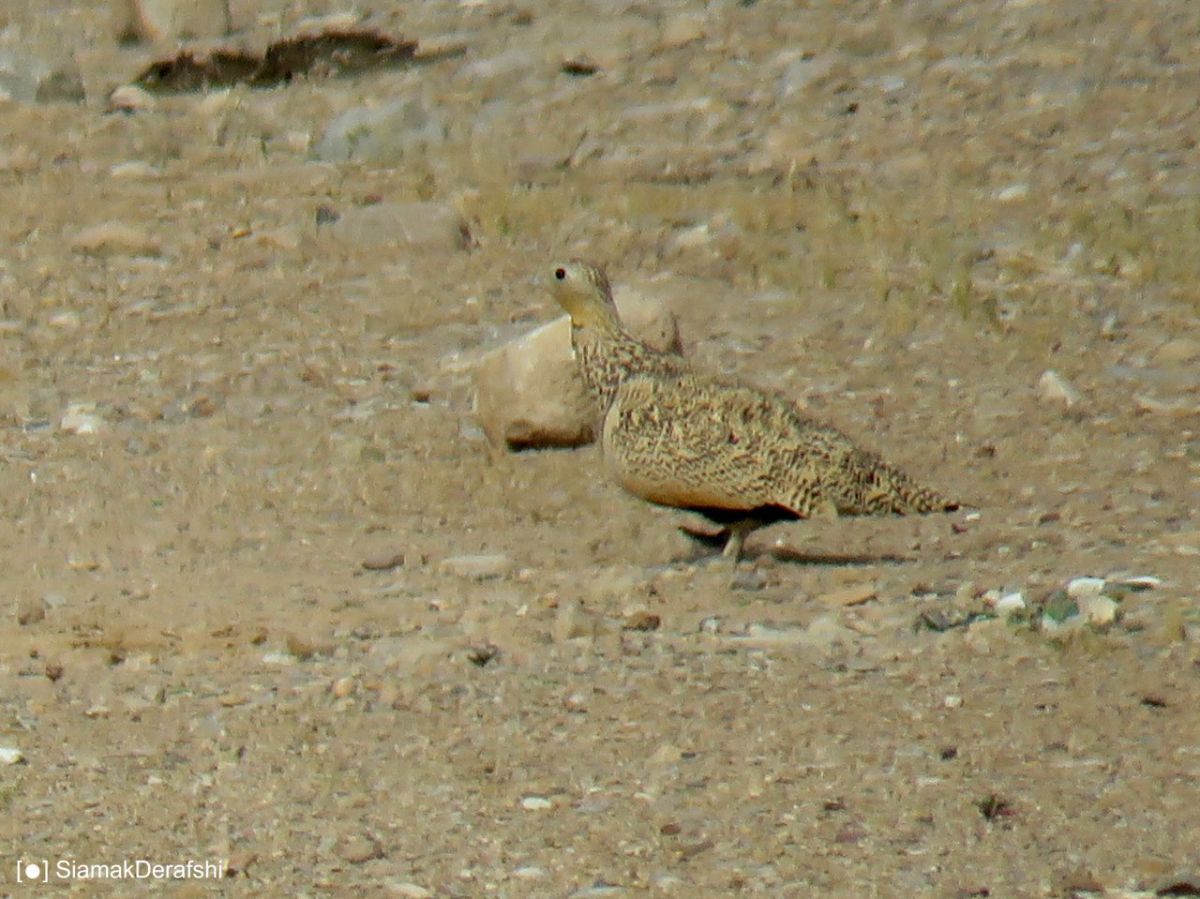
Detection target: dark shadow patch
<box><xmin>676</xmin><ymin>524</ymin><xmax>910</xmax><ymax>565</ymax></box>
<box><xmin>135</xmin><ymin>29</ymin><xmax>462</xmax><ymax>93</ymax></box>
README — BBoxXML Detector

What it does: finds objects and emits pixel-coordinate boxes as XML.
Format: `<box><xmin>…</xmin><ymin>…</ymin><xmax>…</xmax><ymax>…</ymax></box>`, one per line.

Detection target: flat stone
<box><xmin>325</xmin><ymin>202</ymin><xmax>470</xmax><ymax>252</ymax></box>
<box><xmin>1152</xmin><ymin>337</ymin><xmax>1200</xmax><ymax>366</ymax></box>
<box><xmin>71</xmin><ymin>222</ymin><xmax>161</xmax><ymax>257</ymax></box>
<box><xmin>315</xmin><ymin>97</ymin><xmax>447</xmax><ymax>164</ymax></box>
<box><xmin>439</xmin><ymin>553</ymin><xmax>513</xmax><ymax>580</ymax></box>
<box><xmin>361</xmin><ymin>551</ymin><xmax>405</xmax><ymax>572</ymax></box>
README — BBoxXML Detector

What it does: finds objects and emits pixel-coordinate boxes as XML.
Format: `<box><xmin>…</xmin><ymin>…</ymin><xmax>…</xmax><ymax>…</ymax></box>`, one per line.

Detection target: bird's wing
<box><xmin>601</xmin><ymin>373</ymin><xmax>829</xmax><ymax>516</ymax></box>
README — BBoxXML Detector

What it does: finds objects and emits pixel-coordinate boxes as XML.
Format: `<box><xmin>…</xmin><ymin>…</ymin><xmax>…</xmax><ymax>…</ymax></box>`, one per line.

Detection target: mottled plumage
<box><xmin>547</xmin><ymin>259</ymin><xmax>959</xmax><ymax>560</ymax></box>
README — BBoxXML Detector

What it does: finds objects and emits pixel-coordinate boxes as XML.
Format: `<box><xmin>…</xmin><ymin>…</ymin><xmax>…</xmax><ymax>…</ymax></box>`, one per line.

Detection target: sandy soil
<box><xmin>0</xmin><ymin>1</ymin><xmax>1198</xmax><ymax>895</ymax></box>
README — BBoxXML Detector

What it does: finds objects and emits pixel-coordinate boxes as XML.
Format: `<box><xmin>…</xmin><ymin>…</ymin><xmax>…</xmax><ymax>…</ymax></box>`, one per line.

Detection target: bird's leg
<box><xmin>721</xmin><ymin>519</ymin><xmax>755</xmax><ymax>563</ymax></box>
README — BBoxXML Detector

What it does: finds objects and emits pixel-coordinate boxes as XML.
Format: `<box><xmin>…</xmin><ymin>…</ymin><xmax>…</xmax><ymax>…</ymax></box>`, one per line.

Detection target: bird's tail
<box><xmin>833</xmin><ymin>451</ymin><xmax>960</xmax><ymax>517</ymax></box>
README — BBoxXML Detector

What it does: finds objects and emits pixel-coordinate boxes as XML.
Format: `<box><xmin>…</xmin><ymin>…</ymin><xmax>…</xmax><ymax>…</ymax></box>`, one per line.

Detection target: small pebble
<box><xmin>362</xmin><ymin>551</ymin><xmax>405</xmax><ymax>572</ymax></box>
<box><xmin>994</xmin><ymin>183</ymin><xmax>1029</xmax><ymax>203</ymax></box>
<box><xmin>331</xmin><ymin>677</ymin><xmax>357</xmax><ymax>699</ymax></box>
<box><xmin>109</xmin><ymin>161</ymin><xmax>160</xmax><ymax>180</ymax></box>
<box><xmin>1037</xmin><ymin>370</ymin><xmax>1082</xmax><ymax>407</ymax></box>
<box><xmin>1112</xmin><ymin>574</ymin><xmax>1161</xmax><ymax>591</ymax></box>
<box><xmin>339</xmin><ymin>834</ymin><xmax>383</xmax><ymax>864</ymax></box>
<box><xmin>520</xmin><ymin>796</ymin><xmax>553</xmax><ymax>811</ymax></box>
<box><xmin>0</xmin><ymin>746</ymin><xmax>25</xmax><ymax>765</ymax></box>
<box><xmin>994</xmin><ymin>591</ymin><xmax>1026</xmax><ymax>614</ymax></box>
<box><xmin>60</xmin><ymin>404</ymin><xmax>104</xmax><ymax>435</ymax></box>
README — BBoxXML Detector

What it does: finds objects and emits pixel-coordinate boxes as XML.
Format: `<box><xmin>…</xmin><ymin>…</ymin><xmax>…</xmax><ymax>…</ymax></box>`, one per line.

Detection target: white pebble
<box><xmin>439</xmin><ymin>554</ymin><xmax>514</xmax><ymax>580</ymax></box>
<box><xmin>1066</xmin><ymin>577</ymin><xmax>1107</xmax><ymax>599</ymax></box>
<box><xmin>995</xmin><ymin>592</ymin><xmax>1026</xmax><ymax>614</ymax></box>
<box><xmin>943</xmin><ymin>695</ymin><xmax>963</xmax><ymax>709</ymax></box>
<box><xmin>994</xmin><ymin>184</ymin><xmax>1029</xmax><ymax>203</ymax></box>
<box><xmin>60</xmin><ymin>404</ymin><xmax>103</xmax><ymax>435</ymax></box>
<box><xmin>0</xmin><ymin>746</ymin><xmax>25</xmax><ymax>765</ymax></box>
<box><xmin>520</xmin><ymin>796</ymin><xmax>553</xmax><ymax>811</ymax></box>
<box><xmin>1037</xmin><ymin>370</ymin><xmax>1081</xmax><ymax>407</ymax></box>
<box><xmin>1112</xmin><ymin>574</ymin><xmax>1161</xmax><ymax>591</ymax></box>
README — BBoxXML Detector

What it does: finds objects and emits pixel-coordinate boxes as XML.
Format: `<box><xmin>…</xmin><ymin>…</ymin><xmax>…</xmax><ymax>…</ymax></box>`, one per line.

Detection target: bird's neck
<box><xmin>571</xmin><ymin>322</ymin><xmax>647</xmax><ymax>410</ymax></box>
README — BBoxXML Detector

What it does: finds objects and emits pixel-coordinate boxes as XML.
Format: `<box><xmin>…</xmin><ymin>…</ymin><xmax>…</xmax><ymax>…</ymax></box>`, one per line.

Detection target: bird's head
<box><xmin>549</xmin><ymin>259</ymin><xmax>622</xmax><ymax>332</ymax></box>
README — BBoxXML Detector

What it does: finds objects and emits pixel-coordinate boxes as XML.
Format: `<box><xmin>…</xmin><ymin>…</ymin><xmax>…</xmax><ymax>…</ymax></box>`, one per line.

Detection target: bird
<box><xmin>548</xmin><ymin>259</ymin><xmax>960</xmax><ymax>562</ymax></box>
<box><xmin>548</xmin><ymin>259</ymin><xmax>690</xmax><ymax>413</ymax></box>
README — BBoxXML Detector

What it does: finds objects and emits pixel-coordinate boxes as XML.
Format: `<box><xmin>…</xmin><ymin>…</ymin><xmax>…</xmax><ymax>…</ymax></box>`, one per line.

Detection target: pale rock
<box><xmin>108</xmin><ymin>84</ymin><xmax>156</xmax><ymax>113</ymax></box>
<box><xmin>553</xmin><ymin>599</ymin><xmax>591</xmax><ymax>643</ymax></box>
<box><xmin>994</xmin><ymin>184</ymin><xmax>1030</xmax><ymax>203</ymax></box>
<box><xmin>1066</xmin><ymin>577</ymin><xmax>1106</xmax><ymax>600</ymax></box>
<box><xmin>777</xmin><ymin>53</ymin><xmax>841</xmax><ymax>97</ymax></box>
<box><xmin>366</xmin><ymin>636</ymin><xmax>450</xmax><ymax>674</ymax></box>
<box><xmin>338</xmin><ymin>833</ymin><xmax>383</xmax><ymax>864</ymax></box>
<box><xmin>1110</xmin><ymin>574</ymin><xmax>1161</xmax><ymax>591</ymax></box>
<box><xmin>71</xmin><ymin>222</ymin><xmax>161</xmax><ymax>257</ymax></box>
<box><xmin>114</xmin><ymin>0</ymin><xmax>231</xmax><ymax>42</ymax></box>
<box><xmin>659</xmin><ymin>13</ymin><xmax>707</xmax><ymax>50</ymax></box>
<box><xmin>48</xmin><ymin>310</ymin><xmax>81</xmax><ymax>330</ymax></box>
<box><xmin>0</xmin><ymin>46</ymin><xmax>85</xmax><ymax>104</ymax></box>
<box><xmin>386</xmin><ymin>884</ymin><xmax>433</xmax><ymax>899</ymax></box>
<box><xmin>513</xmin><ymin>866</ymin><xmax>547</xmax><ymax>880</ymax></box>
<box><xmin>520</xmin><ymin>795</ymin><xmax>553</xmax><ymax>810</ymax></box>
<box><xmin>1152</xmin><ymin>337</ymin><xmax>1200</xmax><ymax>367</ymax></box>
<box><xmin>294</xmin><ymin>12</ymin><xmax>362</xmax><ymax>35</ymax></box>
<box><xmin>731</xmin><ymin>615</ymin><xmax>852</xmax><ymax>650</ymax></box>
<box><xmin>1036</xmin><ymin>369</ymin><xmax>1081</xmax><ymax>407</ymax></box>
<box><xmin>325</xmin><ymin>202</ymin><xmax>470</xmax><ymax>252</ymax></box>
<box><xmin>60</xmin><ymin>404</ymin><xmax>104</xmax><ymax>435</ymax></box>
<box><xmin>1077</xmin><ymin>594</ymin><xmax>1119</xmax><ymax>627</ymax></box>
<box><xmin>109</xmin><ymin>161</ymin><xmax>160</xmax><ymax>179</ymax></box>
<box><xmin>439</xmin><ymin>553</ymin><xmax>513</xmax><ymax>580</ymax></box>
<box><xmin>994</xmin><ymin>591</ymin><xmax>1026</xmax><ymax>614</ymax></box>
<box><xmin>0</xmin><ymin>746</ymin><xmax>24</xmax><ymax>765</ymax></box>
<box><xmin>315</xmin><ymin>97</ymin><xmax>447</xmax><ymax>163</ymax></box>
<box><xmin>474</xmin><ymin>290</ymin><xmax>680</xmax><ymax>450</ymax></box>
<box><xmin>464</xmin><ymin>47</ymin><xmax>537</xmax><ymax>82</ymax></box>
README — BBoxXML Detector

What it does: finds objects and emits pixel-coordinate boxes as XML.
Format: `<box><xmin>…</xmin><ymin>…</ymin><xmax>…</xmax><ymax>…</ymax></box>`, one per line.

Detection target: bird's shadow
<box><xmin>677</xmin><ymin>526</ymin><xmax>911</xmax><ymax>566</ymax></box>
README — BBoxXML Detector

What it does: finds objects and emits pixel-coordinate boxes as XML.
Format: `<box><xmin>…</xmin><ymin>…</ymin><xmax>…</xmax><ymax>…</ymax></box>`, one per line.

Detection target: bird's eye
<box><xmin>554</xmin><ymin>267</ymin><xmax>566</xmax><ymax>281</ymax></box>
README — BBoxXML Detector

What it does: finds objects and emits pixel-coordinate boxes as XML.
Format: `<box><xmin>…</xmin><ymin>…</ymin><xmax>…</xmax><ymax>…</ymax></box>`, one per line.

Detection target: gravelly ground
<box><xmin>0</xmin><ymin>1</ymin><xmax>1198</xmax><ymax>896</ymax></box>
